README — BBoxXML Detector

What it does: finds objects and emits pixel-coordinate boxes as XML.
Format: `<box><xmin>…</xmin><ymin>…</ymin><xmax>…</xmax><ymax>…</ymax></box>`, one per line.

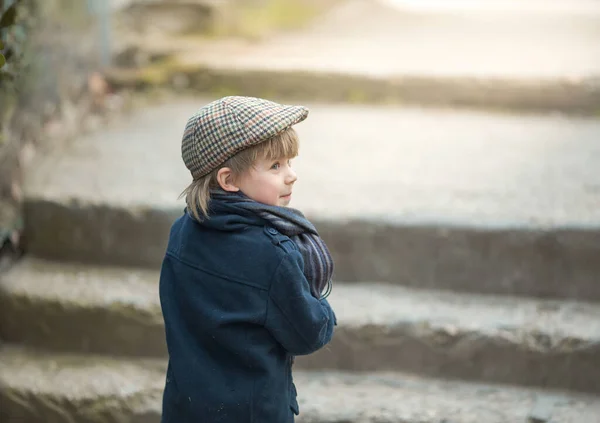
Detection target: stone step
<box><xmin>382</xmin><ymin>0</ymin><xmax>600</xmax><ymax>15</ymax></box>
<box><xmin>107</xmin><ymin>0</ymin><xmax>600</xmax><ymax>114</ymax></box>
<box><xmin>23</xmin><ymin>100</ymin><xmax>600</xmax><ymax>300</ymax></box>
<box><xmin>2</xmin><ymin>346</ymin><xmax>600</xmax><ymax>423</ymax></box>
<box><xmin>114</xmin><ymin>0</ymin><xmax>225</xmax><ymax>36</ymax></box>
<box><xmin>2</xmin><ymin>258</ymin><xmax>600</xmax><ymax>393</ymax></box>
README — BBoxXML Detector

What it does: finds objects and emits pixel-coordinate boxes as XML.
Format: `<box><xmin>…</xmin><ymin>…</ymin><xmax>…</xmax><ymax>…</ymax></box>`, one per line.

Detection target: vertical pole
<box><xmin>88</xmin><ymin>0</ymin><xmax>111</xmax><ymax>67</ymax></box>
<box><xmin>98</xmin><ymin>0</ymin><xmax>111</xmax><ymax>67</ymax></box>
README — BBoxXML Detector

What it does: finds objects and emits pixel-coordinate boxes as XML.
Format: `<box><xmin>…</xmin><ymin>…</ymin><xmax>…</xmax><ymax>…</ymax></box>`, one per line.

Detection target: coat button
<box><xmin>268</xmin><ymin>227</ymin><xmax>278</xmax><ymax>235</ymax></box>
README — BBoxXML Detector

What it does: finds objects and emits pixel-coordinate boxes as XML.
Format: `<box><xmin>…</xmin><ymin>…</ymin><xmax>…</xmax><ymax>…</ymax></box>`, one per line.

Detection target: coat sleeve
<box><xmin>264</xmin><ymin>250</ymin><xmax>336</xmax><ymax>356</ymax></box>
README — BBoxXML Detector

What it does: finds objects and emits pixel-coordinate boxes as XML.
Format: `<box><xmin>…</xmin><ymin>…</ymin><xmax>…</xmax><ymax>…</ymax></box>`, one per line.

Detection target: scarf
<box><xmin>207</xmin><ymin>190</ymin><xmax>333</xmax><ymax>299</ymax></box>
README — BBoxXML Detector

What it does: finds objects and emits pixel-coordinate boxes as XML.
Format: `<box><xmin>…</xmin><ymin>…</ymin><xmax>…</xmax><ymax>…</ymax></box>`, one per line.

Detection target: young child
<box><xmin>159</xmin><ymin>96</ymin><xmax>337</xmax><ymax>423</ymax></box>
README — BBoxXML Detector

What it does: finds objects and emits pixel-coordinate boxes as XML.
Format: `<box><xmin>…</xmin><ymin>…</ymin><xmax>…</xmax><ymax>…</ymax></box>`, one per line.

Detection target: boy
<box><xmin>159</xmin><ymin>96</ymin><xmax>337</xmax><ymax>423</ymax></box>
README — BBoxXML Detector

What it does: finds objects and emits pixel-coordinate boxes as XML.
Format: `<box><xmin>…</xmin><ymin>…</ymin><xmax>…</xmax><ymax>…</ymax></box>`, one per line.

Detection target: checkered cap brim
<box><xmin>182</xmin><ymin>96</ymin><xmax>309</xmax><ymax>179</ymax></box>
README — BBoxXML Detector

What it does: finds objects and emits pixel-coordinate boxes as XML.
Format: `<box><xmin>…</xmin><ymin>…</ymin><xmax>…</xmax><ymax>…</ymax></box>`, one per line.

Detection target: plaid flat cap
<box><xmin>182</xmin><ymin>96</ymin><xmax>309</xmax><ymax>179</ymax></box>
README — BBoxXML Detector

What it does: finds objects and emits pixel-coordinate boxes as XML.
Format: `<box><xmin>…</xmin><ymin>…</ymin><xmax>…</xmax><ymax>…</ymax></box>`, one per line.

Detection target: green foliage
<box><xmin>0</xmin><ymin>2</ymin><xmax>18</xmax><ymax>27</ymax></box>
<box><xmin>0</xmin><ymin>0</ymin><xmax>36</xmax><ymax>97</ymax></box>
<box><xmin>0</xmin><ymin>0</ymin><xmax>21</xmax><ymax>70</ymax></box>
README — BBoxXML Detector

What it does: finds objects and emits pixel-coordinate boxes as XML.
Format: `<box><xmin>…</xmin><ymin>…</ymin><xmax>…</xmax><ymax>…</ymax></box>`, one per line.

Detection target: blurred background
<box><xmin>1</xmin><ymin>0</ymin><xmax>600</xmax><ymax>422</ymax></box>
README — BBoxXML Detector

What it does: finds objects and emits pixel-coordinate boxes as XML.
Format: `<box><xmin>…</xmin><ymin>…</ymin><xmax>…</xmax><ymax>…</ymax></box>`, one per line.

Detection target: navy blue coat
<box><xmin>159</xmin><ymin>206</ymin><xmax>337</xmax><ymax>423</ymax></box>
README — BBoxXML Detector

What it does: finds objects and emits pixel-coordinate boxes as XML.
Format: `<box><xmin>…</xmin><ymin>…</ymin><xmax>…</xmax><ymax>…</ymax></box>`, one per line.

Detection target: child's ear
<box><xmin>216</xmin><ymin>167</ymin><xmax>240</xmax><ymax>192</ymax></box>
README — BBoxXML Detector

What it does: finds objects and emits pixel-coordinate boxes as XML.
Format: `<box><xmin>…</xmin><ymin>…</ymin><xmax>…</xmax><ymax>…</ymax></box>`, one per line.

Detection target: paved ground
<box><xmin>2</xmin><ymin>347</ymin><xmax>600</xmax><ymax>423</ymax></box>
<box><xmin>172</xmin><ymin>0</ymin><xmax>600</xmax><ymax>80</ymax></box>
<box><xmin>26</xmin><ymin>99</ymin><xmax>600</xmax><ymax>227</ymax></box>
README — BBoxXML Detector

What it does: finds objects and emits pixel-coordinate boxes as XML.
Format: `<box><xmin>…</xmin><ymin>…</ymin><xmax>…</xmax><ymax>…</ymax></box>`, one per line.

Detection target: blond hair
<box><xmin>181</xmin><ymin>127</ymin><xmax>300</xmax><ymax>221</ymax></box>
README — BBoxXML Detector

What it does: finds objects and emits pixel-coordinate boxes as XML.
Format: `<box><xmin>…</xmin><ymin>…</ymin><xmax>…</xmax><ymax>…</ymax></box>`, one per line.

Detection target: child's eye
<box><xmin>271</xmin><ymin>162</ymin><xmax>280</xmax><ymax>170</ymax></box>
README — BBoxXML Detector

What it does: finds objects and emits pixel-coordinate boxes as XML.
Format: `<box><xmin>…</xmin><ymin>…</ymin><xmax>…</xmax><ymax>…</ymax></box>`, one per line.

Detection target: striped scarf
<box><xmin>208</xmin><ymin>190</ymin><xmax>333</xmax><ymax>299</ymax></box>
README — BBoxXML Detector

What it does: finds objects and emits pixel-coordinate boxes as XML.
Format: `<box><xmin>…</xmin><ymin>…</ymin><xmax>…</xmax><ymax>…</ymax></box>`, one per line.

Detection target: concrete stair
<box><xmin>108</xmin><ymin>0</ymin><xmax>600</xmax><ymax>114</ymax></box>
<box><xmin>2</xmin><ymin>347</ymin><xmax>600</xmax><ymax>423</ymax></box>
<box><xmin>2</xmin><ymin>3</ymin><xmax>600</xmax><ymax>416</ymax></box>
<box><xmin>21</xmin><ymin>100</ymin><xmax>600</xmax><ymax>300</ymax></box>
<box><xmin>2</xmin><ymin>258</ymin><xmax>600</xmax><ymax>395</ymax></box>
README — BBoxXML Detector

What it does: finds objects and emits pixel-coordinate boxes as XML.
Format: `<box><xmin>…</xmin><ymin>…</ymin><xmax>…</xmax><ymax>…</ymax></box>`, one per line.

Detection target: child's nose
<box><xmin>286</xmin><ymin>167</ymin><xmax>297</xmax><ymax>184</ymax></box>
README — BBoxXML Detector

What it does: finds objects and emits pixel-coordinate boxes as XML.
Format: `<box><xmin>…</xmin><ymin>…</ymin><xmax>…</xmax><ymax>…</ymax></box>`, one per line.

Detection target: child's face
<box><xmin>236</xmin><ymin>156</ymin><xmax>297</xmax><ymax>207</ymax></box>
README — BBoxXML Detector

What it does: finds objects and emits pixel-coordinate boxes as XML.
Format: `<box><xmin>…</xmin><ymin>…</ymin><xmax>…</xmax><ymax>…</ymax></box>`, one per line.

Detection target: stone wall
<box><xmin>0</xmin><ymin>0</ymin><xmax>121</xmax><ymax>266</ymax></box>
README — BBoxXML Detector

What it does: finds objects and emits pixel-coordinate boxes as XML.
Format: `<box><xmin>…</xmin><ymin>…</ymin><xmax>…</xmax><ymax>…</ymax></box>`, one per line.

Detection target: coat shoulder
<box><xmin>260</xmin><ymin>225</ymin><xmax>298</xmax><ymax>256</ymax></box>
